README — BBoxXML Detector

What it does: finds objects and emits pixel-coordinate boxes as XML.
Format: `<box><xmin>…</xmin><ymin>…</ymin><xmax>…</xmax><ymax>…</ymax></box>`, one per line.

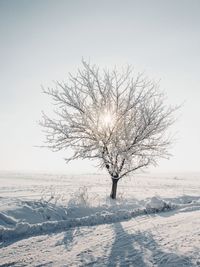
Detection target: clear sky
<box><xmin>0</xmin><ymin>0</ymin><xmax>200</xmax><ymax>173</ymax></box>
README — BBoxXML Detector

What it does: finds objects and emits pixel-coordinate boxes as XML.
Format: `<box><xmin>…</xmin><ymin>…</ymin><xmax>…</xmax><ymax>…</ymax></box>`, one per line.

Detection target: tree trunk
<box><xmin>110</xmin><ymin>178</ymin><xmax>119</xmax><ymax>199</ymax></box>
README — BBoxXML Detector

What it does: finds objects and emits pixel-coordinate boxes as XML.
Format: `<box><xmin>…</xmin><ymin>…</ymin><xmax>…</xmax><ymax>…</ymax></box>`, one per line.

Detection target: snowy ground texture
<box><xmin>0</xmin><ymin>172</ymin><xmax>200</xmax><ymax>266</ymax></box>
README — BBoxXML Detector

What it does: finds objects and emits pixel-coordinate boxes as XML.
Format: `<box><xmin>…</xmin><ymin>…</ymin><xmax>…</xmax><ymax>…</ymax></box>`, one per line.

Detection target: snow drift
<box><xmin>1</xmin><ymin>196</ymin><xmax>200</xmax><ymax>242</ymax></box>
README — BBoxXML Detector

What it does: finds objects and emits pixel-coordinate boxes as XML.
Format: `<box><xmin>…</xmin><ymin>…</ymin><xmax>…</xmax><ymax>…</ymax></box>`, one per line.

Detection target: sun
<box><xmin>99</xmin><ymin>111</ymin><xmax>114</xmax><ymax>129</ymax></box>
<box><xmin>103</xmin><ymin>113</ymin><xmax>113</xmax><ymax>126</ymax></box>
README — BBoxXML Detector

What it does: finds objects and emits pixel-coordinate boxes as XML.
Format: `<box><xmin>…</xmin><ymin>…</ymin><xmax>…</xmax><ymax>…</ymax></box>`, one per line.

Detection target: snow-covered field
<box><xmin>0</xmin><ymin>171</ymin><xmax>200</xmax><ymax>266</ymax></box>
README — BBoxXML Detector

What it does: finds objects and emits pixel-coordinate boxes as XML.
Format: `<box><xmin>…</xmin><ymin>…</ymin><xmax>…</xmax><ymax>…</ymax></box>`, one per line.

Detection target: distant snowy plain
<box><xmin>0</xmin><ymin>171</ymin><xmax>199</xmax><ymax>266</ymax></box>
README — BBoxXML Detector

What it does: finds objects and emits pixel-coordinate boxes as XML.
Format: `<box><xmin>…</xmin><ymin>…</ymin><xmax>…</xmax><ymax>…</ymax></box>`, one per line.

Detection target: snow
<box><xmin>145</xmin><ymin>196</ymin><xmax>170</xmax><ymax>211</ymax></box>
<box><xmin>0</xmin><ymin>171</ymin><xmax>200</xmax><ymax>266</ymax></box>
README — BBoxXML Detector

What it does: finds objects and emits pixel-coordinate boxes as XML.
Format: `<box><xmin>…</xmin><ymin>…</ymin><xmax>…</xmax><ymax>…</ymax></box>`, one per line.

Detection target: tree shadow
<box><xmin>107</xmin><ymin>222</ymin><xmax>195</xmax><ymax>267</ymax></box>
<box><xmin>55</xmin><ymin>227</ymin><xmax>81</xmax><ymax>249</ymax></box>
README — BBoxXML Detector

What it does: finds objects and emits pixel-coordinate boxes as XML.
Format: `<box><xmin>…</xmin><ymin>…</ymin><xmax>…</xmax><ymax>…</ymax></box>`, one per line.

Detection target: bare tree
<box><xmin>41</xmin><ymin>60</ymin><xmax>177</xmax><ymax>199</ymax></box>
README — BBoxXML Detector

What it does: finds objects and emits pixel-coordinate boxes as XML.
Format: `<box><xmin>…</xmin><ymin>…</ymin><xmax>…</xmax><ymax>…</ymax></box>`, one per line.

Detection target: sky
<box><xmin>0</xmin><ymin>0</ymin><xmax>200</xmax><ymax>174</ymax></box>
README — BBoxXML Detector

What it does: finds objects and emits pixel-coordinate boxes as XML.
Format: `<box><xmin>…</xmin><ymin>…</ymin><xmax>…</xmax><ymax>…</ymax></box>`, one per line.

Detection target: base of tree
<box><xmin>110</xmin><ymin>179</ymin><xmax>119</xmax><ymax>199</ymax></box>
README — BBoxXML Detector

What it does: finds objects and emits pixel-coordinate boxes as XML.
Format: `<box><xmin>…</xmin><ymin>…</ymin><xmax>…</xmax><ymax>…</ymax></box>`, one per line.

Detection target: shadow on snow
<box><xmin>107</xmin><ymin>222</ymin><xmax>195</xmax><ymax>267</ymax></box>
